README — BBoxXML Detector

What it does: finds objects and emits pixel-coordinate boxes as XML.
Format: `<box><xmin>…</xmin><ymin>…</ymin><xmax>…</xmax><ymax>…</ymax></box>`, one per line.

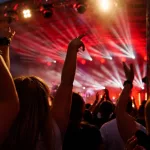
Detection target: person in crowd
<box><xmin>100</xmin><ymin>99</ymin><xmax>146</xmax><ymax>150</ymax></box>
<box><xmin>136</xmin><ymin>100</ymin><xmax>146</xmax><ymax>127</ymax></box>
<box><xmin>0</xmin><ymin>24</ymin><xmax>19</xmax><ymax>146</ymax></box>
<box><xmin>63</xmin><ymin>92</ymin><xmax>103</xmax><ymax>150</ymax></box>
<box><xmin>0</xmin><ymin>22</ymin><xmax>86</xmax><ymax>150</ymax></box>
<box><xmin>116</xmin><ymin>62</ymin><xmax>150</xmax><ymax>150</ymax></box>
<box><xmin>85</xmin><ymin>103</ymin><xmax>92</xmax><ymax>109</ymax></box>
<box><xmin>89</xmin><ymin>90</ymin><xmax>115</xmax><ymax>128</ymax></box>
<box><xmin>125</xmin><ymin>136</ymin><xmax>145</xmax><ymax>150</ymax></box>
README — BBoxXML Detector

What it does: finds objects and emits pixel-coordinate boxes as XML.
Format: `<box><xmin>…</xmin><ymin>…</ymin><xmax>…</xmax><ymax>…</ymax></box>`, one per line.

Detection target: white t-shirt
<box><xmin>36</xmin><ymin>119</ymin><xmax>62</xmax><ymax>150</ymax></box>
<box><xmin>100</xmin><ymin>118</ymin><xmax>146</xmax><ymax>150</ymax></box>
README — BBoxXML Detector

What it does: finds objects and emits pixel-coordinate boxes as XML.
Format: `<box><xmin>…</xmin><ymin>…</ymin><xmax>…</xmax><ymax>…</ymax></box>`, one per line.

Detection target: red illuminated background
<box><xmin>0</xmin><ymin>0</ymin><xmax>147</xmax><ymax>104</ymax></box>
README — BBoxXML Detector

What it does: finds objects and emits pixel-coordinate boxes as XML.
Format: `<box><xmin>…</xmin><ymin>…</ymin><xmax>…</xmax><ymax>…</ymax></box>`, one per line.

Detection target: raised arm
<box><xmin>116</xmin><ymin>62</ymin><xmax>137</xmax><ymax>143</ymax></box>
<box><xmin>51</xmin><ymin>35</ymin><xmax>85</xmax><ymax>137</ymax></box>
<box><xmin>0</xmin><ymin>24</ymin><xmax>19</xmax><ymax>144</ymax></box>
<box><xmin>0</xmin><ymin>24</ymin><xmax>15</xmax><ymax>69</ymax></box>
<box><xmin>0</xmin><ymin>55</ymin><xmax>19</xmax><ymax>144</ymax></box>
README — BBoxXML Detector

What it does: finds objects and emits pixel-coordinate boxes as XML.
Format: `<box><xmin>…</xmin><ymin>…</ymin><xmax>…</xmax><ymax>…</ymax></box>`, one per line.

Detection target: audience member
<box><xmin>100</xmin><ymin>100</ymin><xmax>146</xmax><ymax>150</ymax></box>
<box><xmin>63</xmin><ymin>93</ymin><xmax>103</xmax><ymax>150</ymax></box>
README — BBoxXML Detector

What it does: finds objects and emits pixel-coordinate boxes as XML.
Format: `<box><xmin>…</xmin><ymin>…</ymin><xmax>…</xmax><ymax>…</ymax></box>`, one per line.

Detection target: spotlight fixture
<box><xmin>74</xmin><ymin>0</ymin><xmax>87</xmax><ymax>14</ymax></box>
<box><xmin>23</xmin><ymin>9</ymin><xmax>31</xmax><ymax>18</ymax></box>
<box><xmin>40</xmin><ymin>3</ymin><xmax>53</xmax><ymax>18</ymax></box>
<box><xmin>4</xmin><ymin>10</ymin><xmax>18</xmax><ymax>23</ymax></box>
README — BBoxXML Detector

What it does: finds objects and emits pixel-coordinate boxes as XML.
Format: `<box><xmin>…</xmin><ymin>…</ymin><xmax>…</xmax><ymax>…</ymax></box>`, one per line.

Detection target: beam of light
<box><xmin>54</xmin><ymin>12</ymin><xmax>75</xmax><ymax>39</ymax></box>
<box><xmin>109</xmin><ymin>40</ymin><xmax>132</xmax><ymax>57</ymax></box>
<box><xmin>79</xmin><ymin>48</ymin><xmax>93</xmax><ymax>61</ymax></box>
<box><xmin>100</xmin><ymin>65</ymin><xmax>123</xmax><ymax>89</ymax></box>
<box><xmin>134</xmin><ymin>63</ymin><xmax>144</xmax><ymax>89</ymax></box>
<box><xmin>73</xmin><ymin>80</ymin><xmax>82</xmax><ymax>87</ymax></box>
<box><xmin>76</xmin><ymin>15</ymin><xmax>112</xmax><ymax>59</ymax></box>
<box><xmin>110</xmin><ymin>27</ymin><xmax>129</xmax><ymax>50</ymax></box>
<box><xmin>76</xmin><ymin>68</ymin><xmax>105</xmax><ymax>90</ymax></box>
<box><xmin>110</xmin><ymin>9</ymin><xmax>135</xmax><ymax>59</ymax></box>
<box><xmin>15</xmin><ymin>33</ymin><xmax>65</xmax><ymax>61</ymax></box>
<box><xmin>89</xmin><ymin>47</ymin><xmax>112</xmax><ymax>59</ymax></box>
<box><xmin>50</xmin><ymin>24</ymin><xmax>70</xmax><ymax>42</ymax></box>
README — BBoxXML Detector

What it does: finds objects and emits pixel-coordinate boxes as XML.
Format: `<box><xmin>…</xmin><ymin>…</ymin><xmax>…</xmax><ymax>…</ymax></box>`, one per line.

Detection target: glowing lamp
<box><xmin>23</xmin><ymin>9</ymin><xmax>31</xmax><ymax>18</ymax></box>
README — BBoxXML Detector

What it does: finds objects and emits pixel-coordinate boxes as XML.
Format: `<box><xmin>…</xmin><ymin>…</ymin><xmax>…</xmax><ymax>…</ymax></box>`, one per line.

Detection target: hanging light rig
<box><xmin>4</xmin><ymin>4</ymin><xmax>19</xmax><ymax>24</ymax></box>
<box><xmin>2</xmin><ymin>0</ymin><xmax>89</xmax><ymax>24</ymax></box>
<box><xmin>40</xmin><ymin>3</ymin><xmax>53</xmax><ymax>18</ymax></box>
<box><xmin>74</xmin><ymin>0</ymin><xmax>87</xmax><ymax>14</ymax></box>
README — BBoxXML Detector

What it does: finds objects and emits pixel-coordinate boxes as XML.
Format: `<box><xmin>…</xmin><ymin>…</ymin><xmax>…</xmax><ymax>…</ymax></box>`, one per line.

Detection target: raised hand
<box><xmin>125</xmin><ymin>136</ymin><xmax>137</xmax><ymax>150</ymax></box>
<box><xmin>68</xmin><ymin>34</ymin><xmax>85</xmax><ymax>52</ymax></box>
<box><xmin>123</xmin><ymin>62</ymin><xmax>134</xmax><ymax>82</ymax></box>
<box><xmin>0</xmin><ymin>27</ymin><xmax>15</xmax><ymax>41</ymax></box>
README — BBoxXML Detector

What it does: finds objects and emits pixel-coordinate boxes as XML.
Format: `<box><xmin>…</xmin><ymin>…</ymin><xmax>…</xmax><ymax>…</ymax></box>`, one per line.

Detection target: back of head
<box><xmin>99</xmin><ymin>101</ymin><xmax>114</xmax><ymax>118</ymax></box>
<box><xmin>85</xmin><ymin>103</ymin><xmax>91</xmax><ymax>109</ymax></box>
<box><xmin>2</xmin><ymin>76</ymin><xmax>50</xmax><ymax>150</ymax></box>
<box><xmin>70</xmin><ymin>93</ymin><xmax>85</xmax><ymax>123</ymax></box>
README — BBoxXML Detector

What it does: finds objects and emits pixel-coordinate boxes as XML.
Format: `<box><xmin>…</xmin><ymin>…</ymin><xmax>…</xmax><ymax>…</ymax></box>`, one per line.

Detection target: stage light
<box><xmin>74</xmin><ymin>0</ymin><xmax>87</xmax><ymax>14</ymax></box>
<box><xmin>100</xmin><ymin>0</ymin><xmax>112</xmax><ymax>12</ymax></box>
<box><xmin>100</xmin><ymin>58</ymin><xmax>105</xmax><ymax>63</ymax></box>
<box><xmin>40</xmin><ymin>4</ymin><xmax>53</xmax><ymax>18</ymax></box>
<box><xmin>112</xmin><ymin>96</ymin><xmax>115</xmax><ymax>100</ymax></box>
<box><xmin>81</xmin><ymin>59</ymin><xmax>86</xmax><ymax>65</ymax></box>
<box><xmin>141</xmin><ymin>87</ymin><xmax>144</xmax><ymax>90</ymax></box>
<box><xmin>144</xmin><ymin>56</ymin><xmax>147</xmax><ymax>61</ymax></box>
<box><xmin>89</xmin><ymin>58</ymin><xmax>93</xmax><ymax>61</ymax></box>
<box><xmin>131</xmin><ymin>55</ymin><xmax>135</xmax><ymax>59</ymax></box>
<box><xmin>76</xmin><ymin>3</ymin><xmax>87</xmax><ymax>13</ymax></box>
<box><xmin>23</xmin><ymin>9</ymin><xmax>31</xmax><ymax>18</ymax></box>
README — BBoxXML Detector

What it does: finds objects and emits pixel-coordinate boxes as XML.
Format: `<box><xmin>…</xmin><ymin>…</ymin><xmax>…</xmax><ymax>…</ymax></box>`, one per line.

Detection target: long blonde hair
<box><xmin>1</xmin><ymin>76</ymin><xmax>52</xmax><ymax>150</ymax></box>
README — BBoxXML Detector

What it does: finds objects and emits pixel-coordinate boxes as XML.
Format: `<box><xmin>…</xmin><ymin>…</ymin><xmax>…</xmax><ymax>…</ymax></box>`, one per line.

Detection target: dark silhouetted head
<box><xmin>70</xmin><ymin>93</ymin><xmax>85</xmax><ymax>123</ymax></box>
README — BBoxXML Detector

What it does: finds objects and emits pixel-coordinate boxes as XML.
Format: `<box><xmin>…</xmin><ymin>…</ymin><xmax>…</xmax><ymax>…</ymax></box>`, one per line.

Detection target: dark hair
<box><xmin>99</xmin><ymin>101</ymin><xmax>114</xmax><ymax>118</ymax></box>
<box><xmin>70</xmin><ymin>93</ymin><xmax>85</xmax><ymax>122</ymax></box>
<box><xmin>85</xmin><ymin>103</ymin><xmax>91</xmax><ymax>109</ymax></box>
<box><xmin>1</xmin><ymin>76</ymin><xmax>51</xmax><ymax>150</ymax></box>
<box><xmin>138</xmin><ymin>101</ymin><xmax>146</xmax><ymax>117</ymax></box>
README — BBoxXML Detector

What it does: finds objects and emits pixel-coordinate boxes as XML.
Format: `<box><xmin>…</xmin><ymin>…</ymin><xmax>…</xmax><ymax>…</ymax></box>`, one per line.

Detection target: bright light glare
<box><xmin>131</xmin><ymin>55</ymin><xmax>135</xmax><ymax>59</ymax></box>
<box><xmin>23</xmin><ymin>9</ymin><xmax>31</xmax><ymax>18</ymax></box>
<box><xmin>99</xmin><ymin>0</ymin><xmax>112</xmax><ymax>12</ymax></box>
<box><xmin>53</xmin><ymin>60</ymin><xmax>57</xmax><ymax>63</ymax></box>
<box><xmin>83</xmin><ymin>87</ymin><xmax>86</xmax><ymax>90</ymax></box>
<box><xmin>90</xmin><ymin>58</ymin><xmax>93</xmax><ymax>61</ymax></box>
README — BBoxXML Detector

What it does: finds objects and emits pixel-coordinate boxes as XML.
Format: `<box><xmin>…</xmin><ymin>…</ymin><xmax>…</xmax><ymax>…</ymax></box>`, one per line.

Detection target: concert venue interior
<box><xmin>0</xmin><ymin>0</ymin><xmax>146</xmax><ymax>105</ymax></box>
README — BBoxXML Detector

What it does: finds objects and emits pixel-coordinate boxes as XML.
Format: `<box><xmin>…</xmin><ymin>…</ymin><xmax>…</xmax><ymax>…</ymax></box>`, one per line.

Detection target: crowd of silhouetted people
<box><xmin>0</xmin><ymin>24</ymin><xmax>150</xmax><ymax>150</ymax></box>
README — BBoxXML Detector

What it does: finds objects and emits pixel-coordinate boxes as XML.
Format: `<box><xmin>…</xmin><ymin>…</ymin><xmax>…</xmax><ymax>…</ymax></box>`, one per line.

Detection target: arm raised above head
<box><xmin>0</xmin><ymin>55</ymin><xmax>19</xmax><ymax>144</ymax></box>
<box><xmin>51</xmin><ymin>35</ymin><xmax>85</xmax><ymax>137</ymax></box>
<box><xmin>116</xmin><ymin>63</ymin><xmax>137</xmax><ymax>143</ymax></box>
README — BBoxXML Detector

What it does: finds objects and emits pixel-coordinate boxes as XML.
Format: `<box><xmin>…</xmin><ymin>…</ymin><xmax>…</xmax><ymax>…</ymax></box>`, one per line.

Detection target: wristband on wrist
<box><xmin>123</xmin><ymin>80</ymin><xmax>133</xmax><ymax>88</ymax></box>
<box><xmin>0</xmin><ymin>37</ymin><xmax>10</xmax><ymax>46</ymax></box>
